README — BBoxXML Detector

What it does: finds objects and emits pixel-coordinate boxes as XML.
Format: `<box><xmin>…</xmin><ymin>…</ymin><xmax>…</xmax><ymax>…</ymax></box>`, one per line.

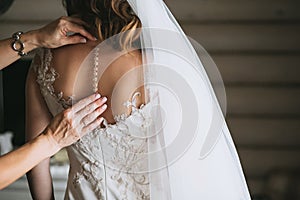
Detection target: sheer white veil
<box><xmin>126</xmin><ymin>0</ymin><xmax>251</xmax><ymax>199</ymax></box>
<box><xmin>73</xmin><ymin>0</ymin><xmax>251</xmax><ymax>199</ymax></box>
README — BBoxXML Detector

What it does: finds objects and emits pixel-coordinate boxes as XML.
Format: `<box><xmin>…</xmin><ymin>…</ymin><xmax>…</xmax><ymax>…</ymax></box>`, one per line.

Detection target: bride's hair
<box><xmin>63</xmin><ymin>0</ymin><xmax>141</xmax><ymax>49</ymax></box>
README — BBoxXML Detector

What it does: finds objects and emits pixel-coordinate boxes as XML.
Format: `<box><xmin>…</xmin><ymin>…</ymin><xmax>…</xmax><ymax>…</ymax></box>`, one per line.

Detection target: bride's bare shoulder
<box><xmin>109</xmin><ymin>49</ymin><xmax>142</xmax><ymax>72</ymax></box>
<box><xmin>51</xmin><ymin>40</ymin><xmax>99</xmax><ymax>68</ymax></box>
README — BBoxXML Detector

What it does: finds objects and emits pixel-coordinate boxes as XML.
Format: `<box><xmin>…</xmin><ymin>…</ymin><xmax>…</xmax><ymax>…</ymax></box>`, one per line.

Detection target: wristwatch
<box><xmin>11</xmin><ymin>31</ymin><xmax>27</xmax><ymax>57</ymax></box>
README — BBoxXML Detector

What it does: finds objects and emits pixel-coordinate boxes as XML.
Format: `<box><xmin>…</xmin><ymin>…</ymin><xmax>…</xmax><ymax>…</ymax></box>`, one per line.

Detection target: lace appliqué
<box><xmin>75</xmin><ymin>92</ymin><xmax>151</xmax><ymax>200</ymax></box>
<box><xmin>33</xmin><ymin>48</ymin><xmax>73</xmax><ymax>108</ymax></box>
<box><xmin>73</xmin><ymin>160</ymin><xmax>104</xmax><ymax>200</ymax></box>
<box><xmin>33</xmin><ymin>48</ymin><xmax>150</xmax><ymax>199</ymax></box>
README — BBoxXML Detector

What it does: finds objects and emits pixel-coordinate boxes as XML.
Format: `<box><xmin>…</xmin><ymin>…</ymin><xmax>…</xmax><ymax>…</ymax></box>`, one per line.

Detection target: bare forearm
<box><xmin>0</xmin><ymin>30</ymin><xmax>40</xmax><ymax>70</ymax></box>
<box><xmin>27</xmin><ymin>158</ymin><xmax>54</xmax><ymax>200</ymax></box>
<box><xmin>0</xmin><ymin>132</ymin><xmax>59</xmax><ymax>190</ymax></box>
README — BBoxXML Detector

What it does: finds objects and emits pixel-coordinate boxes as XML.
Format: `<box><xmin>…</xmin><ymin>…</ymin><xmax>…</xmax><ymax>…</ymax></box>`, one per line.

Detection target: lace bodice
<box><xmin>31</xmin><ymin>48</ymin><xmax>151</xmax><ymax>200</ymax></box>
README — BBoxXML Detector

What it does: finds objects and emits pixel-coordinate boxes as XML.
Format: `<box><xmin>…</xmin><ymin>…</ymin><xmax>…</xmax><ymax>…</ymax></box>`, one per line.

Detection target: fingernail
<box><xmin>95</xmin><ymin>93</ymin><xmax>101</xmax><ymax>99</ymax></box>
<box><xmin>101</xmin><ymin>104</ymin><xmax>107</xmax><ymax>110</ymax></box>
<box><xmin>102</xmin><ymin>97</ymin><xmax>107</xmax><ymax>102</ymax></box>
<box><xmin>81</xmin><ymin>38</ymin><xmax>87</xmax><ymax>43</ymax></box>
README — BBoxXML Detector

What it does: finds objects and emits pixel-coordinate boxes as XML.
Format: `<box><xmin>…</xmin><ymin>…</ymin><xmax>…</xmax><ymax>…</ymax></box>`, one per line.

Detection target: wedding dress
<box><xmin>29</xmin><ymin>0</ymin><xmax>251</xmax><ymax>199</ymax></box>
<box><xmin>31</xmin><ymin>48</ymin><xmax>152</xmax><ymax>199</ymax></box>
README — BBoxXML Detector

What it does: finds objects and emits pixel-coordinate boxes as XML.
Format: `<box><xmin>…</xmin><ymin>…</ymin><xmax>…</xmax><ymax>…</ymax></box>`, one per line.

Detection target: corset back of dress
<box><xmin>31</xmin><ymin>48</ymin><xmax>151</xmax><ymax>199</ymax></box>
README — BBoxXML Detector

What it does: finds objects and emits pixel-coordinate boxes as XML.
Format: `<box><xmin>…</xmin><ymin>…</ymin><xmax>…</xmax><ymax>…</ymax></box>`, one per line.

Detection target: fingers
<box><xmin>65</xmin><ymin>94</ymin><xmax>107</xmax><ymax>128</ymax></box>
<box><xmin>38</xmin><ymin>16</ymin><xmax>97</xmax><ymax>48</ymax></box>
<box><xmin>46</xmin><ymin>94</ymin><xmax>107</xmax><ymax>149</ymax></box>
<box><xmin>72</xmin><ymin>93</ymin><xmax>101</xmax><ymax>113</ymax></box>
<box><xmin>81</xmin><ymin>103</ymin><xmax>107</xmax><ymax>127</ymax></box>
<box><xmin>76</xmin><ymin>96</ymin><xmax>107</xmax><ymax>123</ymax></box>
<box><xmin>70</xmin><ymin>97</ymin><xmax>107</xmax><ymax>139</ymax></box>
<box><xmin>82</xmin><ymin>117</ymin><xmax>104</xmax><ymax>135</ymax></box>
<box><xmin>65</xmin><ymin>35</ymin><xmax>87</xmax><ymax>45</ymax></box>
<box><xmin>64</xmin><ymin>22</ymin><xmax>94</xmax><ymax>41</ymax></box>
<box><xmin>84</xmin><ymin>96</ymin><xmax>107</xmax><ymax>114</ymax></box>
<box><xmin>62</xmin><ymin>17</ymin><xmax>97</xmax><ymax>41</ymax></box>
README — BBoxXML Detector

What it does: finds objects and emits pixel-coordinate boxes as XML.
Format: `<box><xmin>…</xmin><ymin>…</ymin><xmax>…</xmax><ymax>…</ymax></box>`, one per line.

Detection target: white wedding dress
<box><xmin>31</xmin><ymin>47</ymin><xmax>251</xmax><ymax>200</ymax></box>
<box><xmin>30</xmin><ymin>0</ymin><xmax>251</xmax><ymax>198</ymax></box>
<box><xmin>32</xmin><ymin>48</ymin><xmax>152</xmax><ymax>200</ymax></box>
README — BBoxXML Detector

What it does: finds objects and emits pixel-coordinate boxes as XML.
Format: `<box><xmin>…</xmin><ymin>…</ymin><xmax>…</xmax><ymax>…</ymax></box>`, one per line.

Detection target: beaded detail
<box><xmin>32</xmin><ymin>48</ymin><xmax>151</xmax><ymax>199</ymax></box>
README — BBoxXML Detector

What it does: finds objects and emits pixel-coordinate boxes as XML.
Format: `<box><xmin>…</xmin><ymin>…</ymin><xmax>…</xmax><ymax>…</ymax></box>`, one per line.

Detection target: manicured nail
<box><xmin>95</xmin><ymin>93</ymin><xmax>101</xmax><ymax>99</ymax></box>
<box><xmin>101</xmin><ymin>104</ymin><xmax>107</xmax><ymax>110</ymax></box>
<box><xmin>102</xmin><ymin>97</ymin><xmax>107</xmax><ymax>102</ymax></box>
<box><xmin>81</xmin><ymin>38</ymin><xmax>87</xmax><ymax>43</ymax></box>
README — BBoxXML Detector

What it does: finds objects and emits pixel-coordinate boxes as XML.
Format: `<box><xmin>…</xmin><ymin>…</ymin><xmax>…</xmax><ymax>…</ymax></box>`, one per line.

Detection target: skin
<box><xmin>0</xmin><ymin>16</ymin><xmax>107</xmax><ymax>190</ymax></box>
<box><xmin>0</xmin><ymin>93</ymin><xmax>107</xmax><ymax>190</ymax></box>
<box><xmin>0</xmin><ymin>16</ymin><xmax>97</xmax><ymax>70</ymax></box>
<box><xmin>26</xmin><ymin>39</ymin><xmax>145</xmax><ymax>199</ymax></box>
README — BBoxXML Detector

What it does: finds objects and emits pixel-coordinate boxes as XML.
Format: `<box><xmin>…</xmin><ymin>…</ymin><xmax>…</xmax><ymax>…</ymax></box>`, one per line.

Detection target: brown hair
<box><xmin>63</xmin><ymin>0</ymin><xmax>141</xmax><ymax>49</ymax></box>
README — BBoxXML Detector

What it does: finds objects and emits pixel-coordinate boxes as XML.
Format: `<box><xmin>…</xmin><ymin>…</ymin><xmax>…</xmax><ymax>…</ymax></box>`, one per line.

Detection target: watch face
<box><xmin>0</xmin><ymin>0</ymin><xmax>14</xmax><ymax>15</ymax></box>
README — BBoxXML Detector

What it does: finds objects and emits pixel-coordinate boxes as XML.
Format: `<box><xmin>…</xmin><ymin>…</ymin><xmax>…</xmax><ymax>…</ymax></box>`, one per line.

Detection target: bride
<box><xmin>26</xmin><ymin>0</ymin><xmax>251</xmax><ymax>199</ymax></box>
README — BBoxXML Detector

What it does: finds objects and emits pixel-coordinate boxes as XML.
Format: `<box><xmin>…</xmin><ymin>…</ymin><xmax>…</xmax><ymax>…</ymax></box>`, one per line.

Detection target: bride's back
<box><xmin>49</xmin><ymin>0</ymin><xmax>144</xmax><ymax>123</ymax></box>
<box><xmin>50</xmin><ymin>40</ymin><xmax>144</xmax><ymax>123</ymax></box>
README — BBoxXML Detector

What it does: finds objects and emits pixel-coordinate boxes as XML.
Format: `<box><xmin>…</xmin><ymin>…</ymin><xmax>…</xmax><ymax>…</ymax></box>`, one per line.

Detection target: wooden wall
<box><xmin>1</xmin><ymin>0</ymin><xmax>300</xmax><ymax>198</ymax></box>
<box><xmin>165</xmin><ymin>0</ymin><xmax>300</xmax><ymax>198</ymax></box>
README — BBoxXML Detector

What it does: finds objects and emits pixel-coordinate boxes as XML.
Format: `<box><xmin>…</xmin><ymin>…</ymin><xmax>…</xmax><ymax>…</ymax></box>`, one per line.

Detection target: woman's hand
<box><xmin>44</xmin><ymin>93</ymin><xmax>107</xmax><ymax>152</ymax></box>
<box><xmin>0</xmin><ymin>16</ymin><xmax>97</xmax><ymax>69</ymax></box>
<box><xmin>33</xmin><ymin>16</ymin><xmax>97</xmax><ymax>48</ymax></box>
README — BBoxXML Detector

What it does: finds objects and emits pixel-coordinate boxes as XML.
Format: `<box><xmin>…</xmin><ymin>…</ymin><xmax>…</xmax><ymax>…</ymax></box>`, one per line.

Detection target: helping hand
<box><xmin>44</xmin><ymin>93</ymin><xmax>107</xmax><ymax>152</ymax></box>
<box><xmin>35</xmin><ymin>16</ymin><xmax>97</xmax><ymax>48</ymax></box>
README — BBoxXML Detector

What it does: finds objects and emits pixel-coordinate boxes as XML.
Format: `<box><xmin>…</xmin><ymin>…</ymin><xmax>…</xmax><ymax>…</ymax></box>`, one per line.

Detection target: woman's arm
<box><xmin>0</xmin><ymin>16</ymin><xmax>96</xmax><ymax>70</ymax></box>
<box><xmin>25</xmin><ymin>67</ymin><xmax>55</xmax><ymax>200</ymax></box>
<box><xmin>0</xmin><ymin>91</ymin><xmax>107</xmax><ymax>190</ymax></box>
<box><xmin>0</xmin><ymin>132</ymin><xmax>58</xmax><ymax>190</ymax></box>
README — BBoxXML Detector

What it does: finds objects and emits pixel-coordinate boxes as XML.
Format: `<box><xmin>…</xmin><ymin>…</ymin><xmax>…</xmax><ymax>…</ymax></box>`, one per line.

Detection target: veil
<box><xmin>127</xmin><ymin>0</ymin><xmax>251</xmax><ymax>199</ymax></box>
<box><xmin>72</xmin><ymin>0</ymin><xmax>251</xmax><ymax>199</ymax></box>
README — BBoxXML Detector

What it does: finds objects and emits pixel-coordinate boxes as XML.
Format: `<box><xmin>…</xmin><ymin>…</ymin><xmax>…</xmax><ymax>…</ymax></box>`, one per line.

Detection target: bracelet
<box><xmin>11</xmin><ymin>31</ymin><xmax>27</xmax><ymax>57</ymax></box>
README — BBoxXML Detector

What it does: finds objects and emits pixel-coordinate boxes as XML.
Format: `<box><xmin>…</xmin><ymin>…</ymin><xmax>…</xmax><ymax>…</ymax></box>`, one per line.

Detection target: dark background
<box><xmin>2</xmin><ymin>60</ymin><xmax>31</xmax><ymax>146</ymax></box>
